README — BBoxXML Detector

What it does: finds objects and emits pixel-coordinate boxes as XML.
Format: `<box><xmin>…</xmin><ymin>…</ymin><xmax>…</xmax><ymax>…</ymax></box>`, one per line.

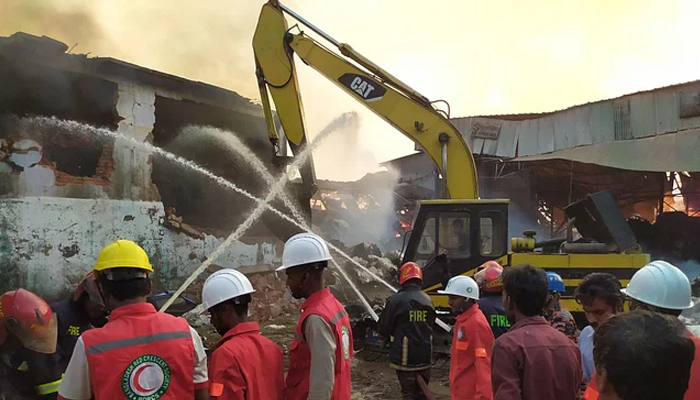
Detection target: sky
<box><xmin>2</xmin><ymin>0</ymin><xmax>700</xmax><ymax>180</ymax></box>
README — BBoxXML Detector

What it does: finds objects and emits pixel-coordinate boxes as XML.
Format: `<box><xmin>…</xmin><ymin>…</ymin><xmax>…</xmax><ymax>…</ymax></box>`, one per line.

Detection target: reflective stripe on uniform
<box><xmin>85</xmin><ymin>330</ymin><xmax>191</xmax><ymax>355</ymax></box>
<box><xmin>35</xmin><ymin>374</ymin><xmax>64</xmax><ymax>395</ymax></box>
<box><xmin>17</xmin><ymin>361</ymin><xmax>28</xmax><ymax>372</ymax></box>
<box><xmin>402</xmin><ymin>337</ymin><xmax>408</xmax><ymax>366</ymax></box>
<box><xmin>330</xmin><ymin>309</ymin><xmax>348</xmax><ymax>325</ymax></box>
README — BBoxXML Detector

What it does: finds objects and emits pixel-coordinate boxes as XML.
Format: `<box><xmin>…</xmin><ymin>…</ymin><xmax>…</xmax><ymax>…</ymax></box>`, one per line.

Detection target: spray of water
<box><xmin>159</xmin><ymin>112</ymin><xmax>363</xmax><ymax>311</ymax></box>
<box><xmin>177</xmin><ymin>125</ymin><xmax>309</xmax><ymax>226</ymax></box>
<box><xmin>21</xmin><ymin>116</ymin><xmax>415</xmax><ymax>324</ymax></box>
<box><xmin>177</xmin><ymin>124</ymin><xmax>382</xmax><ymax>319</ymax></box>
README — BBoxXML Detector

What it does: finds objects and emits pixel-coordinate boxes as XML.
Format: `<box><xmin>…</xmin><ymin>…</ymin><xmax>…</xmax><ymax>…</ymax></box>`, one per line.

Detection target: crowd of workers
<box><xmin>0</xmin><ymin>232</ymin><xmax>699</xmax><ymax>400</ymax></box>
<box><xmin>377</xmin><ymin>259</ymin><xmax>700</xmax><ymax>400</ymax></box>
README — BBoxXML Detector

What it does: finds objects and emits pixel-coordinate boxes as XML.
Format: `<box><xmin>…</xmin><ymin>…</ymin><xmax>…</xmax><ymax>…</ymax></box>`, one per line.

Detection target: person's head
<box><xmin>438</xmin><ymin>275</ymin><xmax>479</xmax><ymax>313</ymax></box>
<box><xmin>593</xmin><ymin>311</ymin><xmax>694</xmax><ymax>400</ymax></box>
<box><xmin>574</xmin><ymin>273</ymin><xmax>623</xmax><ymax>329</ymax></box>
<box><xmin>72</xmin><ymin>272</ymin><xmax>108</xmax><ymax>327</ymax></box>
<box><xmin>474</xmin><ymin>261</ymin><xmax>504</xmax><ymax>295</ymax></box>
<box><xmin>92</xmin><ymin>240</ymin><xmax>154</xmax><ymax>310</ymax></box>
<box><xmin>398</xmin><ymin>262</ymin><xmax>423</xmax><ymax>288</ymax></box>
<box><xmin>623</xmin><ymin>260</ymin><xmax>693</xmax><ymax>317</ymax></box>
<box><xmin>201</xmin><ymin>269</ymin><xmax>255</xmax><ymax>336</ymax></box>
<box><xmin>0</xmin><ymin>289</ymin><xmax>57</xmax><ymax>355</ymax></box>
<box><xmin>278</xmin><ymin>233</ymin><xmax>332</xmax><ymax>299</ymax></box>
<box><xmin>502</xmin><ymin>264</ymin><xmax>548</xmax><ymax>321</ymax></box>
<box><xmin>452</xmin><ymin>219</ymin><xmax>464</xmax><ymax>235</ymax></box>
<box><xmin>544</xmin><ymin>271</ymin><xmax>566</xmax><ymax>310</ymax></box>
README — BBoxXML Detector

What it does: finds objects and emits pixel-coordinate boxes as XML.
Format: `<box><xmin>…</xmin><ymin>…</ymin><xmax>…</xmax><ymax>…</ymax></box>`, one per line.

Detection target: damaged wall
<box><xmin>0</xmin><ymin>32</ymin><xmax>294</xmax><ymax>297</ymax></box>
<box><xmin>0</xmin><ymin>197</ymin><xmax>281</xmax><ymax>299</ymax></box>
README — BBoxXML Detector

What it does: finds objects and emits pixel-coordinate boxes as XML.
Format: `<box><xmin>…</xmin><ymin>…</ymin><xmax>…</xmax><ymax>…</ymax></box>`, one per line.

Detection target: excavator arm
<box><xmin>253</xmin><ymin>1</ymin><xmax>479</xmax><ymax>200</ymax></box>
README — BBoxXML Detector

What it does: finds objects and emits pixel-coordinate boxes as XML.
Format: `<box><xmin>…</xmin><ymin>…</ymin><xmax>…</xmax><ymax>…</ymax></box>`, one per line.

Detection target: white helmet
<box><xmin>437</xmin><ymin>275</ymin><xmax>480</xmax><ymax>301</ymax></box>
<box><xmin>200</xmin><ymin>268</ymin><xmax>255</xmax><ymax>313</ymax></box>
<box><xmin>621</xmin><ymin>260</ymin><xmax>693</xmax><ymax>310</ymax></box>
<box><xmin>276</xmin><ymin>232</ymin><xmax>332</xmax><ymax>272</ymax></box>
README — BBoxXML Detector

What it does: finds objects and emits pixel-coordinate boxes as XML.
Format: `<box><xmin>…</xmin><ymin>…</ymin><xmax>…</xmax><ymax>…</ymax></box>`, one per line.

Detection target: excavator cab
<box><xmin>402</xmin><ymin>200</ymin><xmax>509</xmax><ymax>310</ymax></box>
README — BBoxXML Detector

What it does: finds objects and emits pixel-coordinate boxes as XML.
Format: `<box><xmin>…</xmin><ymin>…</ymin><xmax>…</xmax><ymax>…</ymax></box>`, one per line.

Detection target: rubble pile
<box><xmin>248</xmin><ymin>273</ymin><xmax>299</xmax><ymax>321</ymax></box>
<box><xmin>329</xmin><ymin>242</ymin><xmax>400</xmax><ymax>317</ymax></box>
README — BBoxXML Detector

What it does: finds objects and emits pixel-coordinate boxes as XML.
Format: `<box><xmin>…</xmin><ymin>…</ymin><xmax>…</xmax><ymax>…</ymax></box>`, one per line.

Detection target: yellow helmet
<box><xmin>94</xmin><ymin>240</ymin><xmax>153</xmax><ymax>273</ymax></box>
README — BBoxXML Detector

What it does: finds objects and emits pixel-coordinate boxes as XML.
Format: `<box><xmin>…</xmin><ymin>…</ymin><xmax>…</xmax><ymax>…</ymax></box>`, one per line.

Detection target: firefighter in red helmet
<box><xmin>50</xmin><ymin>272</ymin><xmax>108</xmax><ymax>371</ymax></box>
<box><xmin>0</xmin><ymin>288</ymin><xmax>62</xmax><ymax>399</ymax></box>
<box><xmin>474</xmin><ymin>261</ymin><xmax>511</xmax><ymax>338</ymax></box>
<box><xmin>378</xmin><ymin>262</ymin><xmax>436</xmax><ymax>399</ymax></box>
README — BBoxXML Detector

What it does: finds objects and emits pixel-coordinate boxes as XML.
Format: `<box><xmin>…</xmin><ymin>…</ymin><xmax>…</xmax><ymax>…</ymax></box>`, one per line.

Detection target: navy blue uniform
<box><xmin>477</xmin><ymin>294</ymin><xmax>510</xmax><ymax>339</ymax></box>
<box><xmin>50</xmin><ymin>299</ymin><xmax>94</xmax><ymax>371</ymax></box>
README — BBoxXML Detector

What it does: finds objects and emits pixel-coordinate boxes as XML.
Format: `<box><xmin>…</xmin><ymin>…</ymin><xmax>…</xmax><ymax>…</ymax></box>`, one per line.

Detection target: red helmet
<box><xmin>0</xmin><ymin>289</ymin><xmax>57</xmax><ymax>354</ymax></box>
<box><xmin>474</xmin><ymin>261</ymin><xmax>504</xmax><ymax>293</ymax></box>
<box><xmin>72</xmin><ymin>272</ymin><xmax>105</xmax><ymax>307</ymax></box>
<box><xmin>399</xmin><ymin>262</ymin><xmax>423</xmax><ymax>285</ymax></box>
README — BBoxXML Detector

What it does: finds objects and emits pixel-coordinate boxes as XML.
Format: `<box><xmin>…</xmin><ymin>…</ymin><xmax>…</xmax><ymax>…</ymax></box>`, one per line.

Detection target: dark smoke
<box><xmin>0</xmin><ymin>1</ymin><xmax>107</xmax><ymax>52</ymax></box>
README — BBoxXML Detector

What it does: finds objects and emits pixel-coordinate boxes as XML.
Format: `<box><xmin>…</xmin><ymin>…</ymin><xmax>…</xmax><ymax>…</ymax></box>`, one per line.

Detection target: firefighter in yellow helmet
<box><xmin>57</xmin><ymin>240</ymin><xmax>209</xmax><ymax>400</ymax></box>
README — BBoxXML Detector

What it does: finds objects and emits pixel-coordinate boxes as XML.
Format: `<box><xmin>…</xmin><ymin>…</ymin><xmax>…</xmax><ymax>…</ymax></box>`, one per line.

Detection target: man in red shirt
<box><xmin>202</xmin><ymin>268</ymin><xmax>285</xmax><ymax>400</ymax></box>
<box><xmin>592</xmin><ymin>311</ymin><xmax>694</xmax><ymax>400</ymax></box>
<box><xmin>491</xmin><ymin>264</ymin><xmax>581</xmax><ymax>400</ymax></box>
<box><xmin>438</xmin><ymin>275</ymin><xmax>494</xmax><ymax>400</ymax></box>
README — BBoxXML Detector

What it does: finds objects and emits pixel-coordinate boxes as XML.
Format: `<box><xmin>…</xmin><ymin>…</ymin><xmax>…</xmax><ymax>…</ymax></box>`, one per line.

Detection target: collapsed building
<box><xmin>0</xmin><ymin>32</ymin><xmax>307</xmax><ymax>298</ymax></box>
<box><xmin>385</xmin><ymin>79</ymin><xmax>700</xmax><ymax>277</ymax></box>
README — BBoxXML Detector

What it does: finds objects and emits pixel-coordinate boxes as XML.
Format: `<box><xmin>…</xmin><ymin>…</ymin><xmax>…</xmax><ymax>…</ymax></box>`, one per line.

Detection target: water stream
<box><xmin>178</xmin><ymin>125</ymin><xmax>309</xmax><ymax>226</ymax></box>
<box><xmin>22</xmin><ymin>116</ymin><xmax>395</xmax><ymax>295</ymax></box>
<box><xmin>179</xmin><ymin>123</ymin><xmax>380</xmax><ymax>321</ymax></box>
<box><xmin>22</xmin><ymin>116</ymin><xmax>452</xmax><ymax>329</ymax></box>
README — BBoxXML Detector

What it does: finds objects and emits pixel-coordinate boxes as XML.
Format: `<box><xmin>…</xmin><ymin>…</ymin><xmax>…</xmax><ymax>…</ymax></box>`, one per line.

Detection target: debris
<box><xmin>163</xmin><ymin>207</ymin><xmax>206</xmax><ymax>240</ymax></box>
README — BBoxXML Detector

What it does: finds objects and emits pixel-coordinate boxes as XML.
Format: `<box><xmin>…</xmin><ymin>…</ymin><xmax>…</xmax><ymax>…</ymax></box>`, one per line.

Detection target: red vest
<box><xmin>286</xmin><ymin>288</ymin><xmax>352</xmax><ymax>400</ymax></box>
<box><xmin>582</xmin><ymin>374</ymin><xmax>598</xmax><ymax>400</ymax></box>
<box><xmin>450</xmin><ymin>304</ymin><xmax>494</xmax><ymax>400</ymax></box>
<box><xmin>684</xmin><ymin>334</ymin><xmax>700</xmax><ymax>400</ymax></box>
<box><xmin>82</xmin><ymin>303</ymin><xmax>194</xmax><ymax>400</ymax></box>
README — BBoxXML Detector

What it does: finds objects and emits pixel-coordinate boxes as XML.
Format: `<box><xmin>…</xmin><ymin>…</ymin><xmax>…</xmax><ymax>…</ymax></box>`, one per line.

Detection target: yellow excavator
<box><xmin>252</xmin><ymin>1</ymin><xmax>648</xmax><ymax>321</ymax></box>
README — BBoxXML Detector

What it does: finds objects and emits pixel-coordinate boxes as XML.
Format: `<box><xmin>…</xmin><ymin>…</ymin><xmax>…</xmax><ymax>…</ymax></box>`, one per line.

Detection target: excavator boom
<box><xmin>252</xmin><ymin>2</ymin><xmax>648</xmax><ymax>324</ymax></box>
<box><xmin>253</xmin><ymin>2</ymin><xmax>479</xmax><ymax>199</ymax></box>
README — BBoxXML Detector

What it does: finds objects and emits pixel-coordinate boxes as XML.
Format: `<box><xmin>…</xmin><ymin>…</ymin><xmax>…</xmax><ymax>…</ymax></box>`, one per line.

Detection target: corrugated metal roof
<box><xmin>510</xmin><ymin>129</ymin><xmax>700</xmax><ymax>172</ymax></box>
<box><xmin>451</xmin><ymin>79</ymin><xmax>700</xmax><ymax>160</ymax></box>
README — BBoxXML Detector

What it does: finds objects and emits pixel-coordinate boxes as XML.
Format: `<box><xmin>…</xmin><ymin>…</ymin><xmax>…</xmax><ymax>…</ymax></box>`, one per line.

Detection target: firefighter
<box><xmin>377</xmin><ymin>262</ymin><xmax>435</xmax><ymax>400</ymax></box>
<box><xmin>543</xmin><ymin>271</ymin><xmax>578</xmax><ymax>343</ymax></box>
<box><xmin>438</xmin><ymin>275</ymin><xmax>494</xmax><ymax>400</ymax></box>
<box><xmin>202</xmin><ymin>268</ymin><xmax>285</xmax><ymax>400</ymax></box>
<box><xmin>50</xmin><ymin>272</ymin><xmax>108</xmax><ymax>371</ymax></box>
<box><xmin>57</xmin><ymin>239</ymin><xmax>209</xmax><ymax>400</ymax></box>
<box><xmin>0</xmin><ymin>288</ymin><xmax>62</xmax><ymax>399</ymax></box>
<box><xmin>621</xmin><ymin>260</ymin><xmax>700</xmax><ymax>400</ymax></box>
<box><xmin>277</xmin><ymin>232</ymin><xmax>352</xmax><ymax>400</ymax></box>
<box><xmin>474</xmin><ymin>261</ymin><xmax>510</xmax><ymax>338</ymax></box>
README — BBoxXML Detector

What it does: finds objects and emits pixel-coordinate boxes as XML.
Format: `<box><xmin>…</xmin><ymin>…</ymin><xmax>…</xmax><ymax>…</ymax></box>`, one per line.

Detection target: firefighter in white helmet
<box><xmin>278</xmin><ymin>232</ymin><xmax>353</xmax><ymax>400</ymax></box>
<box><xmin>438</xmin><ymin>275</ymin><xmax>494</xmax><ymax>400</ymax></box>
<box><xmin>202</xmin><ymin>268</ymin><xmax>284</xmax><ymax>400</ymax></box>
<box><xmin>617</xmin><ymin>260</ymin><xmax>700</xmax><ymax>400</ymax></box>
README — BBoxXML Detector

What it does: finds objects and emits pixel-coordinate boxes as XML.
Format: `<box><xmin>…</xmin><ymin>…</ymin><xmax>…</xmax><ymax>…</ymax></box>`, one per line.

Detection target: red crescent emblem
<box><xmin>133</xmin><ymin>364</ymin><xmax>156</xmax><ymax>393</ymax></box>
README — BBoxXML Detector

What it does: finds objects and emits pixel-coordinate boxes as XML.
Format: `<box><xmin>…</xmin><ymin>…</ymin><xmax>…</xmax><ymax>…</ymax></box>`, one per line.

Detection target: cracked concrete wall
<box><xmin>0</xmin><ymin>197</ymin><xmax>282</xmax><ymax>300</ymax></box>
<box><xmin>110</xmin><ymin>81</ymin><xmax>160</xmax><ymax>201</ymax></box>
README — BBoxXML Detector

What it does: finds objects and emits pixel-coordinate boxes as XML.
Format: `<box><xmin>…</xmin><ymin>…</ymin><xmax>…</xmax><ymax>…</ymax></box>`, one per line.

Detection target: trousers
<box><xmin>396</xmin><ymin>368</ymin><xmax>431</xmax><ymax>400</ymax></box>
